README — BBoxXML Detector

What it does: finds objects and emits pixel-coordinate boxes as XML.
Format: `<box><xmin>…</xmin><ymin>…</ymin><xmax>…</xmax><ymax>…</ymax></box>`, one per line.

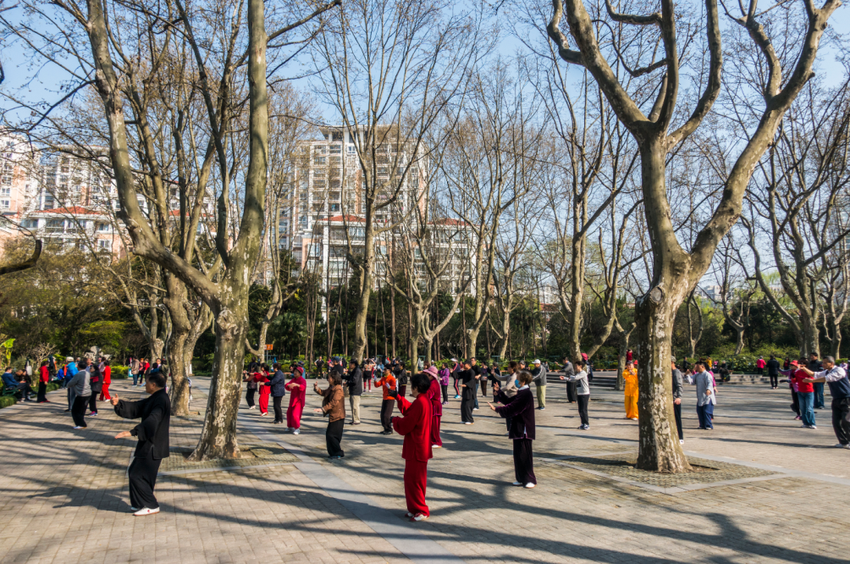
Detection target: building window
<box><xmin>0</xmin><ymin>175</ymin><xmax>11</xmax><ymax>186</ymax></box>
<box><xmin>0</xmin><ymin>187</ymin><xmax>9</xmax><ymax>197</ymax></box>
<box><xmin>0</xmin><ymin>199</ymin><xmax>9</xmax><ymax>210</ymax></box>
<box><xmin>314</xmin><ymin>156</ymin><xmax>326</xmax><ymax>165</ymax></box>
<box><xmin>98</xmin><ymin>239</ymin><xmax>112</xmax><ymax>251</ymax></box>
<box><xmin>21</xmin><ymin>219</ymin><xmax>38</xmax><ymax>229</ymax></box>
<box><xmin>97</xmin><ymin>222</ymin><xmax>109</xmax><ymax>232</ymax></box>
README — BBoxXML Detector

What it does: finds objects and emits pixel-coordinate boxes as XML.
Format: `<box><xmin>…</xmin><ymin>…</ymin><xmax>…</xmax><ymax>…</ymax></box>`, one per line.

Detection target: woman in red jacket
<box><xmin>99</xmin><ymin>360</ymin><xmax>112</xmax><ymax>401</ymax></box>
<box><xmin>37</xmin><ymin>360</ymin><xmax>50</xmax><ymax>403</ymax></box>
<box><xmin>256</xmin><ymin>365</ymin><xmax>271</xmax><ymax>416</ymax></box>
<box><xmin>285</xmin><ymin>364</ymin><xmax>307</xmax><ymax>433</ymax></box>
<box><xmin>423</xmin><ymin>365</ymin><xmax>443</xmax><ymax>447</ymax></box>
<box><xmin>391</xmin><ymin>373</ymin><xmax>433</xmax><ymax>521</ymax></box>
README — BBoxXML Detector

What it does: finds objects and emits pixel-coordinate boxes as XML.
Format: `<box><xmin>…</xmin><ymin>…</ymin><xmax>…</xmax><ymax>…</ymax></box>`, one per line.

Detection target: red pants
<box><xmin>403</xmin><ymin>457</ymin><xmax>429</xmax><ymax>517</ymax></box>
<box><xmin>259</xmin><ymin>388</ymin><xmax>270</xmax><ymax>414</ymax></box>
<box><xmin>99</xmin><ymin>384</ymin><xmax>111</xmax><ymax>401</ymax></box>
<box><xmin>431</xmin><ymin>415</ymin><xmax>442</xmax><ymax>447</ymax></box>
<box><xmin>287</xmin><ymin>400</ymin><xmax>303</xmax><ymax>428</ymax></box>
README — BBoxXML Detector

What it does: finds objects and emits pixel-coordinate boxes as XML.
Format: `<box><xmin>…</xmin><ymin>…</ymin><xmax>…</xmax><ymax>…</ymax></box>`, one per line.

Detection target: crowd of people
<box><xmin>6</xmin><ymin>347</ymin><xmax>849</xmax><ymax>522</ymax></box>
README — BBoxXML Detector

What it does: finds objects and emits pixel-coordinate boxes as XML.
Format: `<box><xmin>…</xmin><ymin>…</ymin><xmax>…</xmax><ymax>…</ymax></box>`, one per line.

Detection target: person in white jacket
<box><xmin>562</xmin><ymin>360</ymin><xmax>590</xmax><ymax>430</ymax></box>
<box><xmin>694</xmin><ymin>362</ymin><xmax>716</xmax><ymax>430</ymax></box>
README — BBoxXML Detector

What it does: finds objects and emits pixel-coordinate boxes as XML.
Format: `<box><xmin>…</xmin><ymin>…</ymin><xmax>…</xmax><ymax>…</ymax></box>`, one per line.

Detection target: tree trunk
<box><xmin>734</xmin><ymin>328</ymin><xmax>745</xmax><ymax>355</ymax></box>
<box><xmin>634</xmin><ymin>140</ymin><xmax>691</xmax><ymax>473</ymax></box>
<box><xmin>189</xmin><ymin>298</ymin><xmax>247</xmax><ymax>461</ymax></box>
<box><xmin>800</xmin><ymin>311</ymin><xmax>820</xmax><ymax>358</ymax></box>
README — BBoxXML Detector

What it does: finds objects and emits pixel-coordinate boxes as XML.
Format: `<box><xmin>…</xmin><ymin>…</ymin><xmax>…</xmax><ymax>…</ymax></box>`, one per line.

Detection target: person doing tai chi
<box><xmin>111</xmin><ymin>371</ymin><xmax>171</xmax><ymax>516</ymax></box>
<box><xmin>489</xmin><ymin>370</ymin><xmax>537</xmax><ymax>488</ymax></box>
<box><xmin>623</xmin><ymin>361</ymin><xmax>639</xmax><ymax>420</ymax></box>
<box><xmin>390</xmin><ymin>373</ymin><xmax>433</xmax><ymax>521</ymax></box>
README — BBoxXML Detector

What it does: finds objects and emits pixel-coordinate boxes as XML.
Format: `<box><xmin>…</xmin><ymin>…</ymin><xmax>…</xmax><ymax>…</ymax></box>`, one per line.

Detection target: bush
<box><xmin>111</xmin><ymin>365</ymin><xmax>129</xmax><ymax>379</ymax></box>
<box><xmin>0</xmin><ymin>395</ymin><xmax>16</xmax><ymax>409</ymax></box>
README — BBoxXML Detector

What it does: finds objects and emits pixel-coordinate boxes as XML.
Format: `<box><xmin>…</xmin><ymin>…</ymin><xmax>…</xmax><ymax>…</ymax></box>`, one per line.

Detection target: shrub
<box><xmin>0</xmin><ymin>395</ymin><xmax>16</xmax><ymax>409</ymax></box>
<box><xmin>111</xmin><ymin>365</ymin><xmax>129</xmax><ymax>379</ymax></box>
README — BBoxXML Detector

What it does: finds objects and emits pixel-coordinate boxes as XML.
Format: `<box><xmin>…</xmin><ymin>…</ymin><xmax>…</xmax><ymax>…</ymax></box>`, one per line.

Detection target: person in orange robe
<box><xmin>623</xmin><ymin>361</ymin><xmax>639</xmax><ymax>420</ymax></box>
<box><xmin>391</xmin><ymin>373</ymin><xmax>433</xmax><ymax>521</ymax></box>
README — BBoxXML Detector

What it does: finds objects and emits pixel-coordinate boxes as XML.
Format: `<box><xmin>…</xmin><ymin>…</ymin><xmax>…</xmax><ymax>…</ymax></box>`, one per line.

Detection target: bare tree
<box><xmin>743</xmin><ymin>77</ymin><xmax>850</xmax><ymax>357</ymax></box>
<box><xmin>312</xmin><ymin>0</ymin><xmax>478</xmax><ymax>363</ymax></box>
<box><xmin>547</xmin><ymin>0</ymin><xmax>839</xmax><ymax>472</ymax></box>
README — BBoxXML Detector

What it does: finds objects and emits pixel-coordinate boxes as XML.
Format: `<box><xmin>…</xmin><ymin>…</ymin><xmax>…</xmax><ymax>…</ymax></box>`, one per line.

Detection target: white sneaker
<box><xmin>410</xmin><ymin>513</ymin><xmax>428</xmax><ymax>521</ymax></box>
<box><xmin>134</xmin><ymin>507</ymin><xmax>160</xmax><ymax>516</ymax></box>
<box><xmin>845</xmin><ymin>444</ymin><xmax>850</xmax><ymax>450</ymax></box>
<box><xmin>73</xmin><ymin>426</ymin><xmax>83</xmax><ymax>430</ymax></box>
<box><xmin>524</xmin><ymin>483</ymin><xmax>536</xmax><ymax>488</ymax></box>
<box><xmin>679</xmin><ymin>439</ymin><xmax>684</xmax><ymax>445</ymax></box>
<box><xmin>834</xmin><ymin>443</ymin><xmax>847</xmax><ymax>448</ymax></box>
<box><xmin>810</xmin><ymin>425</ymin><xmax>817</xmax><ymax>429</ymax></box>
<box><xmin>293</xmin><ymin>429</ymin><xmax>300</xmax><ymax>435</ymax></box>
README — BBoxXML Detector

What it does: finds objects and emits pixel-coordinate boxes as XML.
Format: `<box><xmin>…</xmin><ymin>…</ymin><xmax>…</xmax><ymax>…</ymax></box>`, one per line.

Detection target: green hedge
<box><xmin>111</xmin><ymin>365</ymin><xmax>129</xmax><ymax>379</ymax></box>
<box><xmin>0</xmin><ymin>395</ymin><xmax>16</xmax><ymax>409</ymax></box>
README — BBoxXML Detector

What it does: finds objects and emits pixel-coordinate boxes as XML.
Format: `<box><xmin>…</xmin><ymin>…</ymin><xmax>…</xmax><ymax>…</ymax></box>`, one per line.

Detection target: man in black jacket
<box><xmin>111</xmin><ymin>371</ymin><xmax>171</xmax><ymax>516</ymax></box>
<box><xmin>766</xmin><ymin>354</ymin><xmax>781</xmax><ymax>389</ymax></box>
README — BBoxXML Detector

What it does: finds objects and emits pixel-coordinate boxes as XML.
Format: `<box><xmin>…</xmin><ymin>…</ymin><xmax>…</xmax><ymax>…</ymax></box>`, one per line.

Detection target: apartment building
<box><xmin>0</xmin><ymin>131</ymin><xmax>39</xmax><ymax>216</ymax></box>
<box><xmin>280</xmin><ymin>125</ymin><xmax>428</xmax><ymax>288</ymax></box>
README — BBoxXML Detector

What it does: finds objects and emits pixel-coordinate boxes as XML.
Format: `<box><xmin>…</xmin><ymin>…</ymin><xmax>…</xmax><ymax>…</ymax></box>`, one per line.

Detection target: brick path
<box><xmin>1</xmin><ymin>377</ymin><xmax>847</xmax><ymax>563</ymax></box>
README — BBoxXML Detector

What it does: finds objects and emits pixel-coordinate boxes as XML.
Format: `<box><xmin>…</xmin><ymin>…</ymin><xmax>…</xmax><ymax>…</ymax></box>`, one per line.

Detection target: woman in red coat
<box><xmin>423</xmin><ymin>365</ymin><xmax>443</xmax><ymax>447</ymax></box>
<box><xmin>37</xmin><ymin>360</ymin><xmax>50</xmax><ymax>403</ymax></box>
<box><xmin>391</xmin><ymin>373</ymin><xmax>433</xmax><ymax>521</ymax></box>
<box><xmin>256</xmin><ymin>366</ymin><xmax>271</xmax><ymax>416</ymax></box>
<box><xmin>285</xmin><ymin>364</ymin><xmax>307</xmax><ymax>433</ymax></box>
<box><xmin>99</xmin><ymin>360</ymin><xmax>112</xmax><ymax>401</ymax></box>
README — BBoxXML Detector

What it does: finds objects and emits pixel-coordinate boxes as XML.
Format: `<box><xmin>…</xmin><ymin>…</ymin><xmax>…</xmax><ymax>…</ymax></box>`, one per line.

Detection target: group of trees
<box><xmin>1</xmin><ymin>0</ymin><xmax>847</xmax><ymax>472</ymax></box>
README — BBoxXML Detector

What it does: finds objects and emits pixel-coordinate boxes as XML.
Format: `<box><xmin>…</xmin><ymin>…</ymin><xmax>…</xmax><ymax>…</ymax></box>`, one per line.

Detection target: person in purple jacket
<box><xmin>489</xmin><ymin>370</ymin><xmax>537</xmax><ymax>488</ymax></box>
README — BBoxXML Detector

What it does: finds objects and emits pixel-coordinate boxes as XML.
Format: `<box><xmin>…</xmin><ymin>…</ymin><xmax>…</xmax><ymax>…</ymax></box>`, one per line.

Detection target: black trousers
<box><xmin>246</xmin><ymin>388</ymin><xmax>256</xmax><ymax>408</ymax></box>
<box><xmin>72</xmin><ymin>395</ymin><xmax>89</xmax><ymax>427</ymax></box>
<box><xmin>673</xmin><ymin>401</ymin><xmax>683</xmax><ymax>440</ymax></box>
<box><xmin>89</xmin><ymin>392</ymin><xmax>99</xmax><ymax>413</ymax></box>
<box><xmin>832</xmin><ymin>397</ymin><xmax>850</xmax><ymax>445</ymax></box>
<box><xmin>399</xmin><ymin>385</ymin><xmax>407</xmax><ymax>398</ymax></box>
<box><xmin>577</xmin><ymin>394</ymin><xmax>589</xmax><ymax>426</ymax></box>
<box><xmin>460</xmin><ymin>392</ymin><xmax>474</xmax><ymax>423</ymax></box>
<box><xmin>790</xmin><ymin>390</ymin><xmax>800</xmax><ymax>416</ymax></box>
<box><xmin>273</xmin><ymin>395</ymin><xmax>284</xmax><ymax>423</ymax></box>
<box><xmin>566</xmin><ymin>381</ymin><xmax>577</xmax><ymax>402</ymax></box>
<box><xmin>512</xmin><ymin>438</ymin><xmax>536</xmax><ymax>485</ymax></box>
<box><xmin>326</xmin><ymin>418</ymin><xmax>345</xmax><ymax>457</ymax></box>
<box><xmin>37</xmin><ymin>381</ymin><xmax>47</xmax><ymax>402</ymax></box>
<box><xmin>769</xmin><ymin>374</ymin><xmax>778</xmax><ymax>388</ymax></box>
<box><xmin>129</xmin><ymin>455</ymin><xmax>162</xmax><ymax>509</ymax></box>
<box><xmin>440</xmin><ymin>384</ymin><xmax>448</xmax><ymax>403</ymax></box>
<box><xmin>480</xmin><ymin>379</ymin><xmax>487</xmax><ymax>395</ymax></box>
<box><xmin>380</xmin><ymin>399</ymin><xmax>394</xmax><ymax>432</ymax></box>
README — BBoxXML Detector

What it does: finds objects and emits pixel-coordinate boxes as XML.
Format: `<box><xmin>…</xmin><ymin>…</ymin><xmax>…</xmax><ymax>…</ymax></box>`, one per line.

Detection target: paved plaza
<box><xmin>1</xmin><ymin>376</ymin><xmax>848</xmax><ymax>564</ymax></box>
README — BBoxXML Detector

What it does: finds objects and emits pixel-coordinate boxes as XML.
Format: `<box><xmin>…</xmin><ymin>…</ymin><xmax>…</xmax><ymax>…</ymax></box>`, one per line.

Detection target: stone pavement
<box><xmin>1</xmin><ymin>376</ymin><xmax>848</xmax><ymax>564</ymax></box>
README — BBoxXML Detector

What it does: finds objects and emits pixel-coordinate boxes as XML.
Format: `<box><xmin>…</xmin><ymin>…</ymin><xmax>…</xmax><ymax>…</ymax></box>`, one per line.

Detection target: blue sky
<box><xmin>1</xmin><ymin>3</ymin><xmax>847</xmax><ymax>125</ymax></box>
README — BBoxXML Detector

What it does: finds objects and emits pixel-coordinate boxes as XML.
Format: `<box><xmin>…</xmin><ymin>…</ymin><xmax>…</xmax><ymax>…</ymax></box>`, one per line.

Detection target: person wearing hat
<box><xmin>531</xmin><ymin>359</ymin><xmax>547</xmax><ymax>411</ymax></box>
<box><xmin>799</xmin><ymin>355</ymin><xmax>850</xmax><ymax>447</ymax></box>
<box><xmin>423</xmin><ymin>365</ymin><xmax>443</xmax><ymax>447</ymax></box>
<box><xmin>285</xmin><ymin>364</ymin><xmax>307</xmax><ymax>433</ymax></box>
<box><xmin>623</xmin><ymin>360</ymin><xmax>639</xmax><ymax>420</ymax></box>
